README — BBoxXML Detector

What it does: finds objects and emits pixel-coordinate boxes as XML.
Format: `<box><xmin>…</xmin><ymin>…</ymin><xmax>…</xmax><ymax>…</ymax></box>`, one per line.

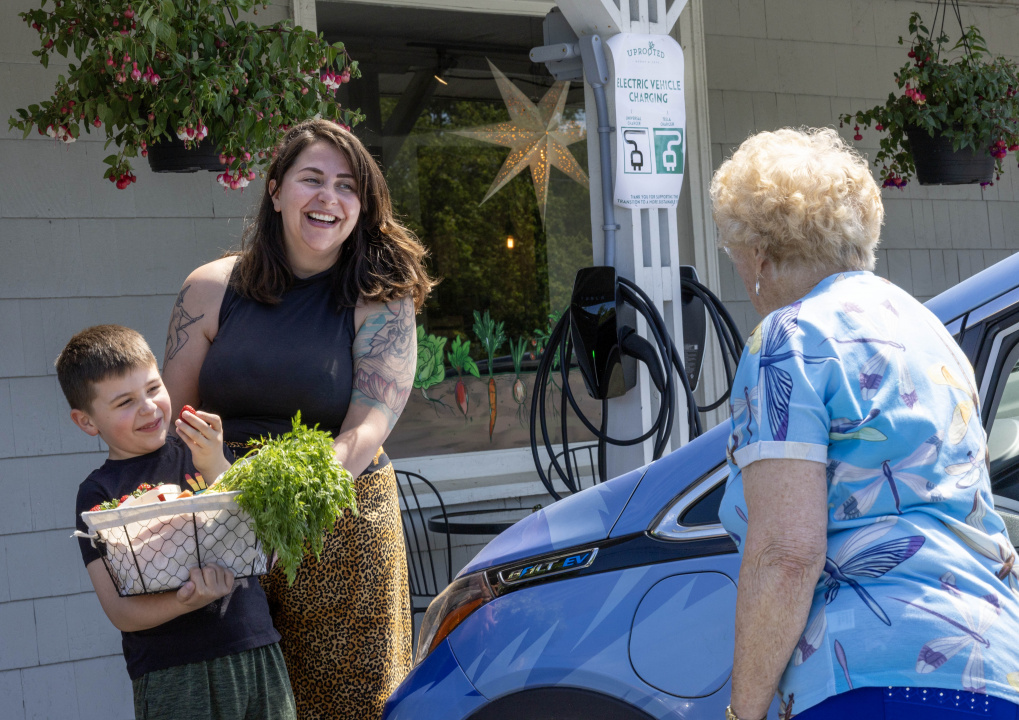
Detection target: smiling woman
<box><xmin>268</xmin><ymin>142</ymin><xmax>362</xmax><ymax>277</ymax></box>
<box><xmin>161</xmin><ymin>119</ymin><xmax>437</xmax><ymax>720</ymax></box>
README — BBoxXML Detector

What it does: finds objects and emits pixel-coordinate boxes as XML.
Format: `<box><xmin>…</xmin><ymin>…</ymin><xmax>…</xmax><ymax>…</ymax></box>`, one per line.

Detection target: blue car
<box><xmin>384</xmin><ymin>253</ymin><xmax>1019</xmax><ymax>720</ymax></box>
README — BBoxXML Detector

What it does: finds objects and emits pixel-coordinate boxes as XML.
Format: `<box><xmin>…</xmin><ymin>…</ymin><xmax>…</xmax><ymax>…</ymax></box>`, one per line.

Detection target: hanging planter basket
<box><xmin>146</xmin><ymin>135</ymin><xmax>227</xmax><ymax>174</ymax></box>
<box><xmin>904</xmin><ymin>125</ymin><xmax>995</xmax><ymax>186</ymax></box>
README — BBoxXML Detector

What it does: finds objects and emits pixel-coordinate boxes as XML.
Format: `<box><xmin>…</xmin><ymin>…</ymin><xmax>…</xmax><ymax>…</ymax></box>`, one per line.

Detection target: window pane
<box><xmin>334</xmin><ymin>6</ymin><xmax>598</xmax><ymax>459</ymax></box>
<box><xmin>990</xmin><ymin>353</ymin><xmax>1019</xmax><ymax>498</ymax></box>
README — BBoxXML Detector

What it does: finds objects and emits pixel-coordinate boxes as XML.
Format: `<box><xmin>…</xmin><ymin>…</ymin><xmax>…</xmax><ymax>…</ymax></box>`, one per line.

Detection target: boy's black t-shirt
<box><xmin>74</xmin><ymin>436</ymin><xmax>280</xmax><ymax>680</ymax></box>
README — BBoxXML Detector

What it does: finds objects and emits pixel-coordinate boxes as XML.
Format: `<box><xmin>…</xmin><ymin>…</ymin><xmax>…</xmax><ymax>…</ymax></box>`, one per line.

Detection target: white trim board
<box><xmin>315</xmin><ymin>0</ymin><xmax>555</xmax><ymax>16</ymax></box>
<box><xmin>392</xmin><ymin>444</ymin><xmax>595</xmax><ymax>507</ymax></box>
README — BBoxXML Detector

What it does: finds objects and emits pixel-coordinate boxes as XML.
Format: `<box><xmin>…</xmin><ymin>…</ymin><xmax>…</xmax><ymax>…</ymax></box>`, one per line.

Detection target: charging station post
<box><xmin>546</xmin><ymin>0</ymin><xmax>692</xmax><ymax>480</ymax></box>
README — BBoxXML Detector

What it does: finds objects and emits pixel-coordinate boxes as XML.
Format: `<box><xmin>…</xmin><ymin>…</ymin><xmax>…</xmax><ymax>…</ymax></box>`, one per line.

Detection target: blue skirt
<box><xmin>796</xmin><ymin>687</ymin><xmax>1019</xmax><ymax>718</ymax></box>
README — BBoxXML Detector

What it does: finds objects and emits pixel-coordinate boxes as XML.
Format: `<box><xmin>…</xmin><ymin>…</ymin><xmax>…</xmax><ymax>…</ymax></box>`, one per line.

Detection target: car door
<box><xmin>960</xmin><ymin>285</ymin><xmax>1019</xmax><ymax>535</ymax></box>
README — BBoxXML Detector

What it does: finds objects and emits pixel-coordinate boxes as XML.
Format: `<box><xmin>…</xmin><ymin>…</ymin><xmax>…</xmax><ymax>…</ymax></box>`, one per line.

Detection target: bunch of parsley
<box><xmin>216</xmin><ymin>413</ymin><xmax>357</xmax><ymax>584</ymax></box>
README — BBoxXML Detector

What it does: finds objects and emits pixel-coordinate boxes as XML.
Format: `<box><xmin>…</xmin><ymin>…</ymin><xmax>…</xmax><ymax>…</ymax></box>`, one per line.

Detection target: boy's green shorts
<box><xmin>132</xmin><ymin>643</ymin><xmax>296</xmax><ymax>720</ymax></box>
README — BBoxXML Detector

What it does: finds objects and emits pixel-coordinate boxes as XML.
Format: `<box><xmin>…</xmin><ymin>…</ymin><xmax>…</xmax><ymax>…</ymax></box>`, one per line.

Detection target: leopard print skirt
<box><xmin>259</xmin><ymin>451</ymin><xmax>412</xmax><ymax>720</ymax></box>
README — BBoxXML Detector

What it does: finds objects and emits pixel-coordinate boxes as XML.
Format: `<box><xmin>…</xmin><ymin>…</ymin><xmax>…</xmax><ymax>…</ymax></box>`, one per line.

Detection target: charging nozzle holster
<box><xmin>570</xmin><ymin>266</ymin><xmax>637</xmax><ymax>400</ymax></box>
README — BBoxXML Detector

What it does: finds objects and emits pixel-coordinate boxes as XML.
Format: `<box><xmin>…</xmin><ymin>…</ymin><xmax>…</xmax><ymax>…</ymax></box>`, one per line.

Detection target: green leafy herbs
<box><xmin>215</xmin><ymin>412</ymin><xmax>357</xmax><ymax>585</ymax></box>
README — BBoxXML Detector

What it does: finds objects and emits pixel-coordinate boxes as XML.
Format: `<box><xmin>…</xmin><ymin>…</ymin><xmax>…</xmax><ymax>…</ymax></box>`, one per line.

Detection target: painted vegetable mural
<box><xmin>473</xmin><ymin>310</ymin><xmax>507</xmax><ymax>441</ymax></box>
<box><xmin>509</xmin><ymin>336</ymin><xmax>528</xmax><ymax>426</ymax></box>
<box><xmin>446</xmin><ymin>335</ymin><xmax>480</xmax><ymax>420</ymax></box>
<box><xmin>414</xmin><ymin>325</ymin><xmax>448</xmax><ymax>413</ymax></box>
<box><xmin>400</xmin><ymin>306</ymin><xmax>596</xmax><ymax>452</ymax></box>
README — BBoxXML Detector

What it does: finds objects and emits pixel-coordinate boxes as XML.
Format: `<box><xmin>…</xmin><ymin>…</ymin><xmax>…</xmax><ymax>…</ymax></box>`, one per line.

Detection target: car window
<box><xmin>680</xmin><ymin>478</ymin><xmax>725</xmax><ymax>526</ymax></box>
<box><xmin>989</xmin><ymin>346</ymin><xmax>1019</xmax><ymax>501</ymax></box>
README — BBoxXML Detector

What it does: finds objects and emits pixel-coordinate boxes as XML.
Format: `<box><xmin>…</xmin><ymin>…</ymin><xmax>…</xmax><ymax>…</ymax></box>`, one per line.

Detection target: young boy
<box><xmin>59</xmin><ymin>325</ymin><xmax>295</xmax><ymax>719</ymax></box>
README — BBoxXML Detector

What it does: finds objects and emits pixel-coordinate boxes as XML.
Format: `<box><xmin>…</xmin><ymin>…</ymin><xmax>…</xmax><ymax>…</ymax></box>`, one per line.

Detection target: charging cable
<box><xmin>530</xmin><ymin>273</ymin><xmax>744</xmax><ymax>500</ymax></box>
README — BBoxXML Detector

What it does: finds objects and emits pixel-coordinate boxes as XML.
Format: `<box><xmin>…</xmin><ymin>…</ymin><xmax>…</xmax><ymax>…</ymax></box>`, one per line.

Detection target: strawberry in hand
<box><xmin>175</xmin><ymin>407</ymin><xmax>231</xmax><ymax>490</ymax></box>
<box><xmin>178</xmin><ymin>404</ymin><xmax>197</xmax><ymax>426</ymax></box>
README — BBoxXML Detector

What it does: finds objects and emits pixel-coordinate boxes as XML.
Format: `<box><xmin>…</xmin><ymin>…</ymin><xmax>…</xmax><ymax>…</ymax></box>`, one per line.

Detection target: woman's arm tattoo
<box><xmin>165</xmin><ymin>285</ymin><xmax>205</xmax><ymax>362</ymax></box>
<box><xmin>351</xmin><ymin>298</ymin><xmax>416</xmax><ymax>429</ymax></box>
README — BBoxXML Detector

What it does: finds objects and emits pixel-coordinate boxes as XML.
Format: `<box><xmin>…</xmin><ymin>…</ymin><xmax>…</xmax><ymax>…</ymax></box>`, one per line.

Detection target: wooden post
<box><xmin>292</xmin><ymin>0</ymin><xmax>317</xmax><ymax>29</ymax></box>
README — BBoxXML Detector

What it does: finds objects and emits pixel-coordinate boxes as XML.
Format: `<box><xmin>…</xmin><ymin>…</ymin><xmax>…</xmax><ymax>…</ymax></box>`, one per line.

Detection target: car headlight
<box><xmin>415</xmin><ymin>570</ymin><xmax>494</xmax><ymax>666</ymax></box>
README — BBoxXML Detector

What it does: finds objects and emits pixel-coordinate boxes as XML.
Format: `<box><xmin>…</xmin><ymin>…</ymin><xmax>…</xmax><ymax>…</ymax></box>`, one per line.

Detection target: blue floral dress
<box><xmin>719</xmin><ymin>271</ymin><xmax>1019</xmax><ymax>716</ymax></box>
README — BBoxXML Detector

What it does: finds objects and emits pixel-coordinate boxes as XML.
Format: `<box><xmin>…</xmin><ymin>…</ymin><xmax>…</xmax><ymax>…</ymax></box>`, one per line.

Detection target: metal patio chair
<box><xmin>546</xmin><ymin>442</ymin><xmax>602</xmax><ymax>496</ymax></box>
<box><xmin>395</xmin><ymin>470</ymin><xmax>452</xmax><ymax>630</ymax></box>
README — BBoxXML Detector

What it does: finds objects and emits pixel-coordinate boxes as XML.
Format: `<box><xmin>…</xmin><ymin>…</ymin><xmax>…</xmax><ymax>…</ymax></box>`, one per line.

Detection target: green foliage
<box><xmin>534</xmin><ymin>308</ymin><xmax>566</xmax><ymax>371</ymax></box>
<box><xmin>10</xmin><ymin>0</ymin><xmax>363</xmax><ymax>185</ymax></box>
<box><xmin>414</xmin><ymin>325</ymin><xmax>446</xmax><ymax>390</ymax></box>
<box><xmin>447</xmin><ymin>335</ymin><xmax>480</xmax><ymax>379</ymax></box>
<box><xmin>508</xmin><ymin>336</ymin><xmax>528</xmax><ymax>376</ymax></box>
<box><xmin>472</xmin><ymin>310</ymin><xmax>506</xmax><ymax>377</ymax></box>
<box><xmin>215</xmin><ymin>412</ymin><xmax>357</xmax><ymax>585</ymax></box>
<box><xmin>840</xmin><ymin>11</ymin><xmax>1019</xmax><ymax>186</ymax></box>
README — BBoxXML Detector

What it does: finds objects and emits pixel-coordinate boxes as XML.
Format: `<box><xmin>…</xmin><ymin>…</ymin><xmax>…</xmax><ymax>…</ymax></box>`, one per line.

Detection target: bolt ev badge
<box><xmin>498</xmin><ymin>548</ymin><xmax>598</xmax><ymax>586</ymax></box>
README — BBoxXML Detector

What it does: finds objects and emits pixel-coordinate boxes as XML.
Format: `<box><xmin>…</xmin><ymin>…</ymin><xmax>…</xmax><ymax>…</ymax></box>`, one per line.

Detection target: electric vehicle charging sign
<box><xmin>606</xmin><ymin>33</ymin><xmax>685</xmax><ymax>208</ymax></box>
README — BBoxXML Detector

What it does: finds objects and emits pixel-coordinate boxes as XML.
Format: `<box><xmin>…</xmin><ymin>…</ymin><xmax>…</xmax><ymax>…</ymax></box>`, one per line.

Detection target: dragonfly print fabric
<box><xmin>719</xmin><ymin>271</ymin><xmax>1019</xmax><ymax>715</ymax></box>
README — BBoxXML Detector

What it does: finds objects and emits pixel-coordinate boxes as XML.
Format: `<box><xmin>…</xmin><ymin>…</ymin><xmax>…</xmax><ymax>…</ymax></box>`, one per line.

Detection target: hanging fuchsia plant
<box><xmin>10</xmin><ymin>0</ymin><xmax>363</xmax><ymax>188</ymax></box>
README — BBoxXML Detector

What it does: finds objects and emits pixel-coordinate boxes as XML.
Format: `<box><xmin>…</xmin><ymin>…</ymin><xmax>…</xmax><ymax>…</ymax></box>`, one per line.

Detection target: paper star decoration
<box><xmin>454</xmin><ymin>60</ymin><xmax>588</xmax><ymax>225</ymax></box>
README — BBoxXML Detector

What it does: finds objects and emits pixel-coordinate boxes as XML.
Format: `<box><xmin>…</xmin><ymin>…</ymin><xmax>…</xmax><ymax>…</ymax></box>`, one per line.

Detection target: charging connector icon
<box><xmin>660</xmin><ymin>132</ymin><xmax>682</xmax><ymax>171</ymax></box>
<box><xmin>653</xmin><ymin>128</ymin><xmax>684</xmax><ymax>174</ymax></box>
<box><xmin>623</xmin><ymin>129</ymin><xmax>646</xmax><ymax>171</ymax></box>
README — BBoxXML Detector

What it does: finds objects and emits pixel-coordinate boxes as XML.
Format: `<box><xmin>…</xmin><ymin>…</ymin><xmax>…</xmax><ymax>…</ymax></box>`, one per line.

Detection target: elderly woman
<box><xmin>163</xmin><ymin>119</ymin><xmax>435</xmax><ymax>719</ymax></box>
<box><xmin>711</xmin><ymin>127</ymin><xmax>1019</xmax><ymax>719</ymax></box>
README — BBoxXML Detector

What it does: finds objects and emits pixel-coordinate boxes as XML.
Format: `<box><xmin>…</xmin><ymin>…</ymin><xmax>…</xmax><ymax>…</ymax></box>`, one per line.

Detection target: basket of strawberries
<box><xmin>78</xmin><ymin>477</ymin><xmax>268</xmax><ymax>597</ymax></box>
<box><xmin>77</xmin><ymin>412</ymin><xmax>358</xmax><ymax>595</ymax></box>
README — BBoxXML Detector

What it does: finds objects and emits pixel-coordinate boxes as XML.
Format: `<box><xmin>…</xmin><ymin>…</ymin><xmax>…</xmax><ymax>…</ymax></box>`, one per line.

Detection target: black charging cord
<box><xmin>530</xmin><ymin>273</ymin><xmax>744</xmax><ymax>501</ymax></box>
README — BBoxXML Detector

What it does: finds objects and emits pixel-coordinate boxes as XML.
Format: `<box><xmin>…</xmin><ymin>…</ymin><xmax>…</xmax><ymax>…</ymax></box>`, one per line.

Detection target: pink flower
<box><xmin>320</xmin><ymin>71</ymin><xmax>340</xmax><ymax>91</ymax></box>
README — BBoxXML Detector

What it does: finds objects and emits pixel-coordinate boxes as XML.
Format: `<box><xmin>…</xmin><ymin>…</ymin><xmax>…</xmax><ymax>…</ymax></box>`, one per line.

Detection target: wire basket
<box><xmin>79</xmin><ymin>489</ymin><xmax>269</xmax><ymax>596</ymax></box>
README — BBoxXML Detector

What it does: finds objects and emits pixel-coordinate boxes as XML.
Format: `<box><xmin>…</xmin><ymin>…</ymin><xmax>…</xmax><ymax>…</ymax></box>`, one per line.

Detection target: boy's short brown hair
<box><xmin>55</xmin><ymin>325</ymin><xmax>157</xmax><ymax>411</ymax></box>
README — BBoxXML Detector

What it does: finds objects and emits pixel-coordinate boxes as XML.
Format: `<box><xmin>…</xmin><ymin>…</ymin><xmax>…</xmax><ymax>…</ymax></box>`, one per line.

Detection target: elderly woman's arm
<box><xmin>729</xmin><ymin>458</ymin><xmax>828</xmax><ymax>720</ymax></box>
<box><xmin>335</xmin><ymin>295</ymin><xmax>417</xmax><ymax>477</ymax></box>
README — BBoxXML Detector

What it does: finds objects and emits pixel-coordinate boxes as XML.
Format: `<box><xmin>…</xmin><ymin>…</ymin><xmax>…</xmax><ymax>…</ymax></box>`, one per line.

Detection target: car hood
<box><xmin>457</xmin><ymin>425</ymin><xmax>731</xmax><ymax>577</ymax></box>
<box><xmin>457</xmin><ymin>462</ymin><xmax>645</xmax><ymax>578</ymax></box>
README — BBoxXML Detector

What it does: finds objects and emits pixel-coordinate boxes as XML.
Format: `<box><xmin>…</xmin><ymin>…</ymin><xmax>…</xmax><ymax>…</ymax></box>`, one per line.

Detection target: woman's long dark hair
<box><xmin>232</xmin><ymin>119</ymin><xmax>436</xmax><ymax>310</ymax></box>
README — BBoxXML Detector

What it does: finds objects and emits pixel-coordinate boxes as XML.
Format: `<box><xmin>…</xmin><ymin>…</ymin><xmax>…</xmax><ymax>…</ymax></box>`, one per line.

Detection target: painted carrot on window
<box><xmin>473</xmin><ymin>310</ymin><xmax>506</xmax><ymax>442</ymax></box>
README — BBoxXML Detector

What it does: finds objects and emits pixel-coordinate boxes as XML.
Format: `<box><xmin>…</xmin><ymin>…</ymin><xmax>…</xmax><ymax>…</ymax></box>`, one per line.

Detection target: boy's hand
<box><xmin>175</xmin><ymin>564</ymin><xmax>235</xmax><ymax>609</ymax></box>
<box><xmin>176</xmin><ymin>408</ymin><xmax>231</xmax><ymax>481</ymax></box>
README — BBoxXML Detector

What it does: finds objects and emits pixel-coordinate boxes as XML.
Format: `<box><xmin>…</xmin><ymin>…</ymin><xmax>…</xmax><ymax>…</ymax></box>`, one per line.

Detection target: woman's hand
<box><xmin>730</xmin><ymin>458</ymin><xmax>828</xmax><ymax>720</ymax></box>
<box><xmin>334</xmin><ymin>295</ymin><xmax>417</xmax><ymax>476</ymax></box>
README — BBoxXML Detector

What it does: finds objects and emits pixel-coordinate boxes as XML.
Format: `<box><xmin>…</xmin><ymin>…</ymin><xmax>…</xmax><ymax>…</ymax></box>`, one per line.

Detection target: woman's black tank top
<box><xmin>197</xmin><ymin>268</ymin><xmax>355</xmax><ymax>443</ymax></box>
